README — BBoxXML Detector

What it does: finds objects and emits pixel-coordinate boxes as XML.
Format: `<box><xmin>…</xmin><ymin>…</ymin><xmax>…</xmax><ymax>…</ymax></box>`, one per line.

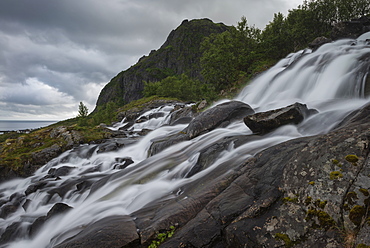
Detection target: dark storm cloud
<box><xmin>0</xmin><ymin>0</ymin><xmax>302</xmax><ymax>120</ymax></box>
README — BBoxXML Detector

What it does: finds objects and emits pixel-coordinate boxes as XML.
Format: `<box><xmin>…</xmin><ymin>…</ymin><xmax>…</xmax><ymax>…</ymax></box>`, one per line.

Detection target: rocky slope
<box><xmin>45</xmin><ymin>101</ymin><xmax>370</xmax><ymax>248</ymax></box>
<box><xmin>95</xmin><ymin>18</ymin><xmax>229</xmax><ymax>108</ymax></box>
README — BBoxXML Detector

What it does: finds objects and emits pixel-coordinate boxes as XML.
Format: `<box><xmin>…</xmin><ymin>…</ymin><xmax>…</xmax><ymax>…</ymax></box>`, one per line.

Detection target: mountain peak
<box><xmin>95</xmin><ymin>18</ymin><xmax>229</xmax><ymax>108</ymax></box>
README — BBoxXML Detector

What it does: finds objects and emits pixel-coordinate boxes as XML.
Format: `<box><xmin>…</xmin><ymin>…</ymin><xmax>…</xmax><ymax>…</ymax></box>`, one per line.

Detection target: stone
<box><xmin>197</xmin><ymin>99</ymin><xmax>207</xmax><ymax>110</ymax></box>
<box><xmin>0</xmin><ymin>222</ymin><xmax>23</xmax><ymax>245</ymax></box>
<box><xmin>48</xmin><ymin>166</ymin><xmax>75</xmax><ymax>178</ymax></box>
<box><xmin>149</xmin><ymin>112</ymin><xmax>165</xmax><ymax>119</ymax></box>
<box><xmin>29</xmin><ymin>203</ymin><xmax>73</xmax><ymax>237</ymax></box>
<box><xmin>149</xmin><ymin>101</ymin><xmax>254</xmax><ymax>156</ymax></box>
<box><xmin>54</xmin><ymin>215</ymin><xmax>139</xmax><ymax>248</ymax></box>
<box><xmin>184</xmin><ymin>100</ymin><xmax>254</xmax><ymax>139</ymax></box>
<box><xmin>168</xmin><ymin>105</ymin><xmax>196</xmax><ymax>126</ymax></box>
<box><xmin>309</xmin><ymin>36</ymin><xmax>332</xmax><ymax>50</ymax></box>
<box><xmin>243</xmin><ymin>102</ymin><xmax>316</xmax><ymax>134</ymax></box>
<box><xmin>113</xmin><ymin>157</ymin><xmax>134</xmax><ymax>169</ymax></box>
<box><xmin>97</xmin><ymin>140</ymin><xmax>125</xmax><ymax>153</ymax></box>
<box><xmin>25</xmin><ymin>181</ymin><xmax>48</xmax><ymax>195</ymax></box>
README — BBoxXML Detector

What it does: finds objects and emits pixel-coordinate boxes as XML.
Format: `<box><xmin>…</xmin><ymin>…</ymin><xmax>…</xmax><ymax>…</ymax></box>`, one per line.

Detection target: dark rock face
<box><xmin>113</xmin><ymin>157</ymin><xmax>134</xmax><ymax>169</ymax></box>
<box><xmin>332</xmin><ymin>16</ymin><xmax>370</xmax><ymax>40</ymax></box>
<box><xmin>97</xmin><ymin>140</ymin><xmax>125</xmax><ymax>153</ymax></box>
<box><xmin>29</xmin><ymin>203</ymin><xmax>73</xmax><ymax>237</ymax></box>
<box><xmin>95</xmin><ymin>19</ymin><xmax>229</xmax><ymax>108</ymax></box>
<box><xmin>168</xmin><ymin>104</ymin><xmax>197</xmax><ymax>126</ymax></box>
<box><xmin>54</xmin><ymin>215</ymin><xmax>139</xmax><ymax>248</ymax></box>
<box><xmin>153</xmin><ymin>104</ymin><xmax>370</xmax><ymax>248</ymax></box>
<box><xmin>243</xmin><ymin>102</ymin><xmax>316</xmax><ymax>134</ymax></box>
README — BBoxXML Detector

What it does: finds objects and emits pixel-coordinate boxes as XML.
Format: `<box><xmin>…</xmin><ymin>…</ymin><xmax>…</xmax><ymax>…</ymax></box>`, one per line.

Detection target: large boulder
<box><xmin>183</xmin><ymin>100</ymin><xmax>254</xmax><ymax>139</ymax></box>
<box><xmin>243</xmin><ymin>102</ymin><xmax>316</xmax><ymax>134</ymax></box>
<box><xmin>149</xmin><ymin>101</ymin><xmax>254</xmax><ymax>156</ymax></box>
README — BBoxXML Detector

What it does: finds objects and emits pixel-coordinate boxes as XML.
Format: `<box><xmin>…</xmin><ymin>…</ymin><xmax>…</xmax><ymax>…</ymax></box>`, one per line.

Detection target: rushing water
<box><xmin>1</xmin><ymin>33</ymin><xmax>370</xmax><ymax>247</ymax></box>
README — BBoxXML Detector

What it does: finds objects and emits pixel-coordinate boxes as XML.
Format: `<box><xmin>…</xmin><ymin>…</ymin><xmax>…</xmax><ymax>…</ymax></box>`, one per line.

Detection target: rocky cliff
<box><xmin>95</xmin><ymin>19</ymin><xmax>229</xmax><ymax>108</ymax></box>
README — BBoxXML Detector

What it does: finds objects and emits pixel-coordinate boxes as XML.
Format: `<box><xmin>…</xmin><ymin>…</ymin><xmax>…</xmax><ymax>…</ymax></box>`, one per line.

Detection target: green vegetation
<box><xmin>275</xmin><ymin>233</ymin><xmax>294</xmax><ymax>247</ymax></box>
<box><xmin>90</xmin><ymin>101</ymin><xmax>120</xmax><ymax>126</ymax></box>
<box><xmin>77</xmin><ymin>102</ymin><xmax>89</xmax><ymax>126</ymax></box>
<box><xmin>305</xmin><ymin>208</ymin><xmax>337</xmax><ymax>229</ymax></box>
<box><xmin>330</xmin><ymin>171</ymin><xmax>343</xmax><ymax>180</ymax></box>
<box><xmin>357</xmin><ymin>244</ymin><xmax>370</xmax><ymax>248</ymax></box>
<box><xmin>305</xmin><ymin>196</ymin><xmax>313</xmax><ymax>205</ymax></box>
<box><xmin>282</xmin><ymin>196</ymin><xmax>299</xmax><ymax>204</ymax></box>
<box><xmin>314</xmin><ymin>199</ymin><xmax>328</xmax><ymax>209</ymax></box>
<box><xmin>349</xmin><ymin>205</ymin><xmax>367</xmax><ymax>226</ymax></box>
<box><xmin>148</xmin><ymin>225</ymin><xmax>176</xmax><ymax>248</ymax></box>
<box><xmin>117</xmin><ymin>96</ymin><xmax>178</xmax><ymax>113</ymax></box>
<box><xmin>359</xmin><ymin>188</ymin><xmax>370</xmax><ymax>196</ymax></box>
<box><xmin>346</xmin><ymin>191</ymin><xmax>359</xmax><ymax>205</ymax></box>
<box><xmin>345</xmin><ymin>154</ymin><xmax>359</xmax><ymax>163</ymax></box>
<box><xmin>0</xmin><ymin>124</ymin><xmax>108</xmax><ymax>172</ymax></box>
<box><xmin>77</xmin><ymin>102</ymin><xmax>89</xmax><ymax>118</ymax></box>
<box><xmin>199</xmin><ymin>0</ymin><xmax>370</xmax><ymax>93</ymax></box>
<box><xmin>201</xmin><ymin>16</ymin><xmax>261</xmax><ymax>91</ymax></box>
<box><xmin>104</xmin><ymin>0</ymin><xmax>370</xmax><ymax>127</ymax></box>
<box><xmin>143</xmin><ymin>74</ymin><xmax>216</xmax><ymax>102</ymax></box>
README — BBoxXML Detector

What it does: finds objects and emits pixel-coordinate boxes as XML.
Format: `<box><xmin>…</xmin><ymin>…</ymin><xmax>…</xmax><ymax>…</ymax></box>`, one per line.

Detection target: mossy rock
<box><xmin>305</xmin><ymin>208</ymin><xmax>337</xmax><ymax>229</ymax></box>
<box><xmin>349</xmin><ymin>205</ymin><xmax>366</xmax><ymax>226</ymax></box>
<box><xmin>345</xmin><ymin>154</ymin><xmax>359</xmax><ymax>164</ymax></box>
<box><xmin>329</xmin><ymin>171</ymin><xmax>343</xmax><ymax>180</ymax></box>
<box><xmin>359</xmin><ymin>188</ymin><xmax>370</xmax><ymax>197</ymax></box>
<box><xmin>275</xmin><ymin>233</ymin><xmax>294</xmax><ymax>247</ymax></box>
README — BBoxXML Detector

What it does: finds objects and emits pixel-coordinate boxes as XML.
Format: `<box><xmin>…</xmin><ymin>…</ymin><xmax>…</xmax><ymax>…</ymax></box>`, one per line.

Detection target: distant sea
<box><xmin>0</xmin><ymin>120</ymin><xmax>58</xmax><ymax>132</ymax></box>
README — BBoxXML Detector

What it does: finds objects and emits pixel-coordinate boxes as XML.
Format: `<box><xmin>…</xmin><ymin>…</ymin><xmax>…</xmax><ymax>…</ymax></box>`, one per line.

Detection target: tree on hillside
<box><xmin>260</xmin><ymin>13</ymin><xmax>291</xmax><ymax>59</ymax></box>
<box><xmin>77</xmin><ymin>102</ymin><xmax>88</xmax><ymax>118</ymax></box>
<box><xmin>201</xmin><ymin>16</ymin><xmax>261</xmax><ymax>91</ymax></box>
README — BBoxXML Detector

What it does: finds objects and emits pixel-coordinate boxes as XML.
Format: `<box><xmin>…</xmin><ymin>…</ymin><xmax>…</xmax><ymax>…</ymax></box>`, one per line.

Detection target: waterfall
<box><xmin>1</xmin><ymin>32</ymin><xmax>370</xmax><ymax>248</ymax></box>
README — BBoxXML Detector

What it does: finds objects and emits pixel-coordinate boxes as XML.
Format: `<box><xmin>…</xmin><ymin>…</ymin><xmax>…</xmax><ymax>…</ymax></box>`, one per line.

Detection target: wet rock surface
<box><xmin>29</xmin><ymin>203</ymin><xmax>73</xmax><ymax>238</ymax></box>
<box><xmin>244</xmin><ymin>102</ymin><xmax>317</xmax><ymax>134</ymax></box>
<box><xmin>184</xmin><ymin>100</ymin><xmax>254</xmax><ymax>139</ymax></box>
<box><xmin>2</xmin><ymin>103</ymin><xmax>370</xmax><ymax>247</ymax></box>
<box><xmin>54</xmin><ymin>215</ymin><xmax>139</xmax><ymax>248</ymax></box>
<box><xmin>55</xmin><ymin>102</ymin><xmax>370</xmax><ymax>248</ymax></box>
<box><xmin>134</xmin><ymin>104</ymin><xmax>369</xmax><ymax>248</ymax></box>
<box><xmin>149</xmin><ymin>101</ymin><xmax>254</xmax><ymax>156</ymax></box>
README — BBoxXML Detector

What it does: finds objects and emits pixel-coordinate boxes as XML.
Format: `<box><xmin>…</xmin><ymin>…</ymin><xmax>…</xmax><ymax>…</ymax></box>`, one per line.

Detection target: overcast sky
<box><xmin>0</xmin><ymin>0</ymin><xmax>303</xmax><ymax>120</ymax></box>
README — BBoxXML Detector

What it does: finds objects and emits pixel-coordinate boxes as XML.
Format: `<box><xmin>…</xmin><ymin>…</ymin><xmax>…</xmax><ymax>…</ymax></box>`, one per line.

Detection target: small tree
<box><xmin>77</xmin><ymin>102</ymin><xmax>88</xmax><ymax>118</ymax></box>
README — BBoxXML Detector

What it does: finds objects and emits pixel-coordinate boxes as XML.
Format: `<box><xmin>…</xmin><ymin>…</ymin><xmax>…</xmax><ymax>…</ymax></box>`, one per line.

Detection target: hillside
<box><xmin>95</xmin><ymin>18</ymin><xmax>229</xmax><ymax>108</ymax></box>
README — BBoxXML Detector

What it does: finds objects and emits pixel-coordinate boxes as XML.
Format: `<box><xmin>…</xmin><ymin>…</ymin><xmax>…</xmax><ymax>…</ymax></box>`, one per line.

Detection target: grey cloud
<box><xmin>0</xmin><ymin>0</ymin><xmax>302</xmax><ymax>120</ymax></box>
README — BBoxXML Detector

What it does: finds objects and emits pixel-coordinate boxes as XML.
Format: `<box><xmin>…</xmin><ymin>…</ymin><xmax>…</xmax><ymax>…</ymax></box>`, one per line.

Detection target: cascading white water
<box><xmin>1</xmin><ymin>32</ymin><xmax>369</xmax><ymax>248</ymax></box>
